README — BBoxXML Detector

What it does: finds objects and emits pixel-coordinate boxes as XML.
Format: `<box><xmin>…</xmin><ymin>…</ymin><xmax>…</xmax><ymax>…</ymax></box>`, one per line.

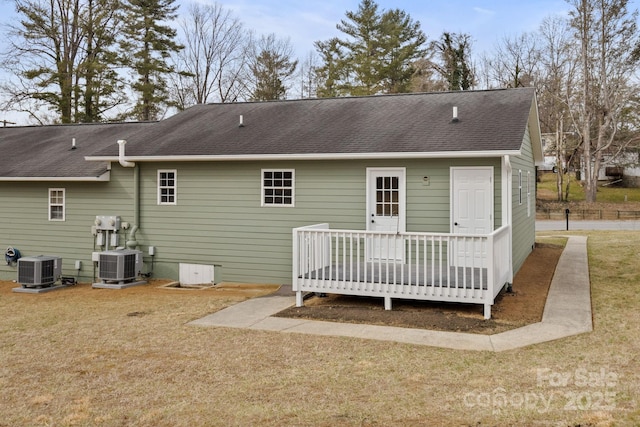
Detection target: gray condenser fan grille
<box><xmin>17</xmin><ymin>256</ymin><xmax>61</xmax><ymax>287</ymax></box>
<box><xmin>98</xmin><ymin>251</ymin><xmax>140</xmax><ymax>281</ymax></box>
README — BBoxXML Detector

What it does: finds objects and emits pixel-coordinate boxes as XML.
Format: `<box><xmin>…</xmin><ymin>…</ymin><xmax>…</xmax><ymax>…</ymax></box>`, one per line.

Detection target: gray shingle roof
<box><xmin>93</xmin><ymin>88</ymin><xmax>537</xmax><ymax>158</ymax></box>
<box><xmin>0</xmin><ymin>88</ymin><xmax>539</xmax><ymax>179</ymax></box>
<box><xmin>0</xmin><ymin>122</ymin><xmax>154</xmax><ymax>178</ymax></box>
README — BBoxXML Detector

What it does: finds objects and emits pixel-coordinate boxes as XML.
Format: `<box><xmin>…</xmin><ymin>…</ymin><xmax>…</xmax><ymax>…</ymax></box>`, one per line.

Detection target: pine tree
<box><xmin>249</xmin><ymin>34</ymin><xmax>298</xmax><ymax>101</ymax></box>
<box><xmin>120</xmin><ymin>0</ymin><xmax>182</xmax><ymax>121</ymax></box>
<box><xmin>79</xmin><ymin>0</ymin><xmax>124</xmax><ymax>122</ymax></box>
<box><xmin>314</xmin><ymin>0</ymin><xmax>426</xmax><ymax>97</ymax></box>
<box><xmin>379</xmin><ymin>9</ymin><xmax>427</xmax><ymax>93</ymax></box>
<box><xmin>335</xmin><ymin>0</ymin><xmax>382</xmax><ymax>95</ymax></box>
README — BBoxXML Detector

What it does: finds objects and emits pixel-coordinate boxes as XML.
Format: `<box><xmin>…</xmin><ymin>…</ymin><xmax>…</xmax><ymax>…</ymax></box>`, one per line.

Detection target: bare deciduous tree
<box><xmin>537</xmin><ymin>15</ymin><xmax>578</xmax><ymax>201</ymax></box>
<box><xmin>169</xmin><ymin>2</ymin><xmax>250</xmax><ymax>109</ymax></box>
<box><xmin>568</xmin><ymin>0</ymin><xmax>640</xmax><ymax>202</ymax></box>
<box><xmin>487</xmin><ymin>33</ymin><xmax>539</xmax><ymax>89</ymax></box>
<box><xmin>1</xmin><ymin>0</ymin><xmax>122</xmax><ymax>123</ymax></box>
<box><xmin>294</xmin><ymin>51</ymin><xmax>321</xmax><ymax>99</ymax></box>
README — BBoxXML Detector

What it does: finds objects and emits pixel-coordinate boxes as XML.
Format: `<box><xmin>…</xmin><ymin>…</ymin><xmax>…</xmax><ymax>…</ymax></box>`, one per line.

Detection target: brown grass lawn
<box><xmin>1</xmin><ymin>232</ymin><xmax>639</xmax><ymax>426</ymax></box>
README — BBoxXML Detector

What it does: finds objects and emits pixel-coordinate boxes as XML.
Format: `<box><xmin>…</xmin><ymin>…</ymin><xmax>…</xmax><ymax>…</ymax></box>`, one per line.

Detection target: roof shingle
<box><xmin>0</xmin><ymin>122</ymin><xmax>154</xmax><ymax>178</ymax></box>
<box><xmin>98</xmin><ymin>88</ymin><xmax>536</xmax><ymax>157</ymax></box>
<box><xmin>0</xmin><ymin>88</ymin><xmax>537</xmax><ymax>179</ymax></box>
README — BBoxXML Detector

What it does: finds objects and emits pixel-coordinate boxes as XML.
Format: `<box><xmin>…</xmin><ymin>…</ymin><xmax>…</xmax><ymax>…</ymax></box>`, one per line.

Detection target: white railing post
<box><xmin>292</xmin><ymin>226</ymin><xmax>303</xmax><ymax>307</ymax></box>
<box><xmin>485</xmin><ymin>231</ymin><xmax>495</xmax><ymax>319</ymax></box>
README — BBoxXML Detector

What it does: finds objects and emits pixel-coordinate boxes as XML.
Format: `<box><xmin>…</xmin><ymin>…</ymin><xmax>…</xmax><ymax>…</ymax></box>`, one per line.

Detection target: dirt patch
<box><xmin>276</xmin><ymin>242</ymin><xmax>564</xmax><ymax>335</ymax></box>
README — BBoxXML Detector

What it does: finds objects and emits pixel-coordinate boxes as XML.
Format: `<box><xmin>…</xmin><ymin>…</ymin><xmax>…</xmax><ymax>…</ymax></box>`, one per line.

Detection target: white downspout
<box><xmin>117</xmin><ymin>139</ymin><xmax>136</xmax><ymax>168</ymax></box>
<box><xmin>502</xmin><ymin>155</ymin><xmax>513</xmax><ymax>286</ymax></box>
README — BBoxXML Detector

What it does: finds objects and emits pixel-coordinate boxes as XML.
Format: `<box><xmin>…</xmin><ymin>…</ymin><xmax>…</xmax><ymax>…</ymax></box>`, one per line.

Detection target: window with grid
<box><xmin>262</xmin><ymin>170</ymin><xmax>294</xmax><ymax>206</ymax></box>
<box><xmin>158</xmin><ymin>170</ymin><xmax>177</xmax><ymax>205</ymax></box>
<box><xmin>376</xmin><ymin>176</ymin><xmax>399</xmax><ymax>216</ymax></box>
<box><xmin>49</xmin><ymin>188</ymin><xmax>65</xmax><ymax>221</ymax></box>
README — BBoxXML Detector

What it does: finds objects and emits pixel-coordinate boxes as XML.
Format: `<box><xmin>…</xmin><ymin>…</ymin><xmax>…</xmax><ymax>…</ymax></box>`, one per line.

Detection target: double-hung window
<box><xmin>49</xmin><ymin>188</ymin><xmax>65</xmax><ymax>221</ymax></box>
<box><xmin>158</xmin><ymin>170</ymin><xmax>177</xmax><ymax>205</ymax></box>
<box><xmin>262</xmin><ymin>169</ymin><xmax>294</xmax><ymax>206</ymax></box>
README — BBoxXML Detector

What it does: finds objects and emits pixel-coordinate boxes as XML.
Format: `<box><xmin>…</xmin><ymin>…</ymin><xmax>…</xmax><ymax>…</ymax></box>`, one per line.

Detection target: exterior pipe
<box><xmin>134</xmin><ymin>163</ymin><xmax>140</xmax><ymax>226</ymax></box>
<box><xmin>117</xmin><ymin>139</ymin><xmax>141</xmax><ymax>249</ymax></box>
<box><xmin>117</xmin><ymin>139</ymin><xmax>136</xmax><ymax>168</ymax></box>
<box><xmin>126</xmin><ymin>225</ymin><xmax>139</xmax><ymax>250</ymax></box>
<box><xmin>128</xmin><ymin>163</ymin><xmax>141</xmax><ymax>250</ymax></box>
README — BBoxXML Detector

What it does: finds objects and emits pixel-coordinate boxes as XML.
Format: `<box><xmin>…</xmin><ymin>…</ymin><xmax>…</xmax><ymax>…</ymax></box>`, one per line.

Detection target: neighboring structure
<box><xmin>0</xmin><ymin>88</ymin><xmax>542</xmax><ymax>317</ymax></box>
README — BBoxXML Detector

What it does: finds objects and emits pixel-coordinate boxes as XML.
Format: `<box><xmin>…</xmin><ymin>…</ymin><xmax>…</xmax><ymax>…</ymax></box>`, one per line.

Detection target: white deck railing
<box><xmin>292</xmin><ymin>224</ymin><xmax>511</xmax><ymax>319</ymax></box>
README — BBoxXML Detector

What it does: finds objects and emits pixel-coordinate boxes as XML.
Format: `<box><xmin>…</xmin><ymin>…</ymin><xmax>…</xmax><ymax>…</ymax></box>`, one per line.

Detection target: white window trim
<box><xmin>261</xmin><ymin>169</ymin><xmax>295</xmax><ymax>207</ymax></box>
<box><xmin>48</xmin><ymin>188</ymin><xmax>65</xmax><ymax>221</ymax></box>
<box><xmin>158</xmin><ymin>169</ymin><xmax>177</xmax><ymax>205</ymax></box>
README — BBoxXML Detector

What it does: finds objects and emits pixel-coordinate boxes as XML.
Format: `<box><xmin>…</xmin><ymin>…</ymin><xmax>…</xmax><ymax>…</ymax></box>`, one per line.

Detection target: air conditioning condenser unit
<box><xmin>97</xmin><ymin>249</ymin><xmax>143</xmax><ymax>283</ymax></box>
<box><xmin>17</xmin><ymin>256</ymin><xmax>62</xmax><ymax>287</ymax></box>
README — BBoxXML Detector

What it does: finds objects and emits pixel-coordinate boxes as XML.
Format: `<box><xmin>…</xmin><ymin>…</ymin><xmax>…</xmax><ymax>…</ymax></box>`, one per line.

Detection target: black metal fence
<box><xmin>536</xmin><ymin>208</ymin><xmax>640</xmax><ymax>220</ymax></box>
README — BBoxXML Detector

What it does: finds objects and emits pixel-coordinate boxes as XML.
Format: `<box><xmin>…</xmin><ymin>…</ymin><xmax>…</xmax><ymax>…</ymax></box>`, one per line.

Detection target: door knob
<box><xmin>454</xmin><ymin>222</ymin><xmax>459</xmax><ymax>226</ymax></box>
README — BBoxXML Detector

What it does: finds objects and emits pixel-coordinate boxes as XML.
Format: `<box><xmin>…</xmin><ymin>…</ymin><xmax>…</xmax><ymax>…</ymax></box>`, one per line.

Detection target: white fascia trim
<box><xmin>0</xmin><ymin>170</ymin><xmax>111</xmax><ymax>182</ymax></box>
<box><xmin>85</xmin><ymin>150</ymin><xmax>522</xmax><ymax>162</ymax></box>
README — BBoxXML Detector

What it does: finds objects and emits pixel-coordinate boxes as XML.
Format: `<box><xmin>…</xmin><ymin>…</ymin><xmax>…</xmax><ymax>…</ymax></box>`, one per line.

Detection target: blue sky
<box><xmin>0</xmin><ymin>0</ymin><xmax>577</xmax><ymax>60</ymax></box>
<box><xmin>214</xmin><ymin>0</ymin><xmax>573</xmax><ymax>56</ymax></box>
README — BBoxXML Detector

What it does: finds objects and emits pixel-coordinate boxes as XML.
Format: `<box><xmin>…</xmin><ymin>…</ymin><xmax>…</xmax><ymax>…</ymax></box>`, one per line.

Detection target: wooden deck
<box><xmin>292</xmin><ymin>224</ymin><xmax>511</xmax><ymax>319</ymax></box>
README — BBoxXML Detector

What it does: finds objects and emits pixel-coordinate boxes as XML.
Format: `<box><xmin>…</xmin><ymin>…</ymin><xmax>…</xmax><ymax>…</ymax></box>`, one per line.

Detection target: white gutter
<box><xmin>86</xmin><ymin>149</ymin><xmax>522</xmax><ymax>163</ymax></box>
<box><xmin>117</xmin><ymin>139</ymin><xmax>136</xmax><ymax>167</ymax></box>
<box><xmin>0</xmin><ymin>171</ymin><xmax>111</xmax><ymax>182</ymax></box>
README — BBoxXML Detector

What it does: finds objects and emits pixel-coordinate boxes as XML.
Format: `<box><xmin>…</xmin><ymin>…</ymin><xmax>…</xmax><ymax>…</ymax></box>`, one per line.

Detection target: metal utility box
<box><xmin>94</xmin><ymin>215</ymin><xmax>121</xmax><ymax>231</ymax></box>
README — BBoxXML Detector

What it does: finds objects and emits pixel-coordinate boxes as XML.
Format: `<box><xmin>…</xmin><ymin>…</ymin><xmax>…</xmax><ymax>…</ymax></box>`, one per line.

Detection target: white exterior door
<box><xmin>451</xmin><ymin>167</ymin><xmax>493</xmax><ymax>266</ymax></box>
<box><xmin>366</xmin><ymin>168</ymin><xmax>406</xmax><ymax>260</ymax></box>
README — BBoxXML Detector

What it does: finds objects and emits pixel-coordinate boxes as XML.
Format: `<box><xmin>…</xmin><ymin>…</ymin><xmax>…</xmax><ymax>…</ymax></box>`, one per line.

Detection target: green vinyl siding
<box><xmin>0</xmin><ymin>168</ymin><xmax>136</xmax><ymax>281</ymax></box>
<box><xmin>510</xmin><ymin>124</ymin><xmax>537</xmax><ymax>273</ymax></box>
<box><xmin>0</xmin><ymin>155</ymin><xmax>513</xmax><ymax>285</ymax></box>
<box><xmin>135</xmin><ymin>161</ymin><xmax>365</xmax><ymax>283</ymax></box>
<box><xmin>133</xmin><ymin>158</ymin><xmax>501</xmax><ymax>284</ymax></box>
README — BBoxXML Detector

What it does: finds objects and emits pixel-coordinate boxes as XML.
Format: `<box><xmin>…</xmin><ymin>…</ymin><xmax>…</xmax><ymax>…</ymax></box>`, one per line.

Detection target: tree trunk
<box><xmin>556</xmin><ymin>120</ymin><xmax>564</xmax><ymax>201</ymax></box>
<box><xmin>579</xmin><ymin>0</ymin><xmax>597</xmax><ymax>203</ymax></box>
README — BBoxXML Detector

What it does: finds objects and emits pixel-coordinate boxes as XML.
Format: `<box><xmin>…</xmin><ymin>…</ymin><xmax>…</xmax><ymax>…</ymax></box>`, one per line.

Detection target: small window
<box><xmin>158</xmin><ymin>170</ymin><xmax>177</xmax><ymax>205</ymax></box>
<box><xmin>262</xmin><ymin>169</ymin><xmax>294</xmax><ymax>206</ymax></box>
<box><xmin>518</xmin><ymin>170</ymin><xmax>523</xmax><ymax>205</ymax></box>
<box><xmin>49</xmin><ymin>188</ymin><xmax>65</xmax><ymax>221</ymax></box>
<box><xmin>527</xmin><ymin>171</ymin><xmax>532</xmax><ymax>217</ymax></box>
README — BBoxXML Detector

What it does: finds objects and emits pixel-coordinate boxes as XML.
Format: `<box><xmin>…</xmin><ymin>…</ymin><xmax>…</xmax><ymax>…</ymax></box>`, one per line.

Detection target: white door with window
<box><xmin>451</xmin><ymin>167</ymin><xmax>493</xmax><ymax>266</ymax></box>
<box><xmin>366</xmin><ymin>168</ymin><xmax>406</xmax><ymax>261</ymax></box>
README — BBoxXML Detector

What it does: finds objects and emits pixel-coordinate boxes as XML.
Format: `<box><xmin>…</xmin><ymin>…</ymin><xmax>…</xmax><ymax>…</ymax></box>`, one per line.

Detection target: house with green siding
<box><xmin>0</xmin><ymin>88</ymin><xmax>542</xmax><ymax>318</ymax></box>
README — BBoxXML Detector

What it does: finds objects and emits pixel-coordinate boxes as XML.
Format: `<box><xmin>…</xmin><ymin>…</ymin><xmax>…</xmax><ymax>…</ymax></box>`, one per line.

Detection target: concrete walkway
<box><xmin>189</xmin><ymin>236</ymin><xmax>592</xmax><ymax>352</ymax></box>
